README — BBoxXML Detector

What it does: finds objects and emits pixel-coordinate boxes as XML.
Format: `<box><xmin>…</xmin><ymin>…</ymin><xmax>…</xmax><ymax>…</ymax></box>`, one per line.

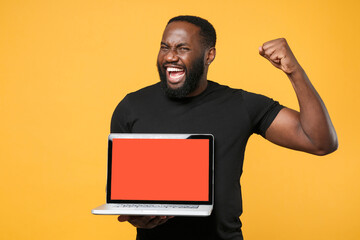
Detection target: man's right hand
<box><xmin>118</xmin><ymin>215</ymin><xmax>174</xmax><ymax>229</ymax></box>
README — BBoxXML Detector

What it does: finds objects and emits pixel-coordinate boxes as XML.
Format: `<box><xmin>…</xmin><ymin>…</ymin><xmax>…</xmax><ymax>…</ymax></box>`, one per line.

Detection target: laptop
<box><xmin>92</xmin><ymin>133</ymin><xmax>214</xmax><ymax>216</ymax></box>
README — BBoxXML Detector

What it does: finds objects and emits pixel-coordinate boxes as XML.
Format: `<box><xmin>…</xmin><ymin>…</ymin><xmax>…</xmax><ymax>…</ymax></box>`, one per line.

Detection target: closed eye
<box><xmin>160</xmin><ymin>45</ymin><xmax>169</xmax><ymax>51</ymax></box>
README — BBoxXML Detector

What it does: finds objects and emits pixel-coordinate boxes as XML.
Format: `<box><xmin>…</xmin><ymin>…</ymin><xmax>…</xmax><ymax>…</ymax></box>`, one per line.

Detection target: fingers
<box><xmin>260</xmin><ymin>39</ymin><xmax>286</xmax><ymax>59</ymax></box>
<box><xmin>144</xmin><ymin>216</ymin><xmax>170</xmax><ymax>228</ymax></box>
<box><xmin>118</xmin><ymin>215</ymin><xmax>130</xmax><ymax>222</ymax></box>
<box><xmin>128</xmin><ymin>215</ymin><xmax>156</xmax><ymax>228</ymax></box>
<box><xmin>258</xmin><ymin>38</ymin><xmax>300</xmax><ymax>73</ymax></box>
<box><xmin>261</xmin><ymin>38</ymin><xmax>287</xmax><ymax>50</ymax></box>
<box><xmin>118</xmin><ymin>215</ymin><xmax>174</xmax><ymax>229</ymax></box>
<box><xmin>260</xmin><ymin>45</ymin><xmax>280</xmax><ymax>63</ymax></box>
<box><xmin>259</xmin><ymin>46</ymin><xmax>264</xmax><ymax>55</ymax></box>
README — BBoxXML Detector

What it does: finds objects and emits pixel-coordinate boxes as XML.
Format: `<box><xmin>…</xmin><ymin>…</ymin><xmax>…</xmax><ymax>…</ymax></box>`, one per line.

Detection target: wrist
<box><xmin>287</xmin><ymin>65</ymin><xmax>304</xmax><ymax>78</ymax></box>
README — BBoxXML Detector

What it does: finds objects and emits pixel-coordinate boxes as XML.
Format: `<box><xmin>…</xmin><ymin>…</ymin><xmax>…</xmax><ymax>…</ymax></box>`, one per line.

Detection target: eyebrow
<box><xmin>161</xmin><ymin>42</ymin><xmax>190</xmax><ymax>47</ymax></box>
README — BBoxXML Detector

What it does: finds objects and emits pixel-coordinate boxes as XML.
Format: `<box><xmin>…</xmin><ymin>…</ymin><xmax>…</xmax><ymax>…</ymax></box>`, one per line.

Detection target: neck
<box><xmin>187</xmin><ymin>78</ymin><xmax>208</xmax><ymax>97</ymax></box>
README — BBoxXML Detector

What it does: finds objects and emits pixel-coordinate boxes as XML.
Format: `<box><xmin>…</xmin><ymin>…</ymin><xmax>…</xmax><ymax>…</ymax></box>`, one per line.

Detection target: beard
<box><xmin>157</xmin><ymin>56</ymin><xmax>205</xmax><ymax>99</ymax></box>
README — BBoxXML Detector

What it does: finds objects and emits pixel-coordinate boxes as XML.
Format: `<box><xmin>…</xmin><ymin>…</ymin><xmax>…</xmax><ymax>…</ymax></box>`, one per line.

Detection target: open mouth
<box><xmin>166</xmin><ymin>67</ymin><xmax>186</xmax><ymax>85</ymax></box>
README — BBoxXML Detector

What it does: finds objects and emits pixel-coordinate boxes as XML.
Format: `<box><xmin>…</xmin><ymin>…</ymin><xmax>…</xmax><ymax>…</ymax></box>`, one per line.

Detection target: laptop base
<box><xmin>92</xmin><ymin>203</ymin><xmax>212</xmax><ymax>216</ymax></box>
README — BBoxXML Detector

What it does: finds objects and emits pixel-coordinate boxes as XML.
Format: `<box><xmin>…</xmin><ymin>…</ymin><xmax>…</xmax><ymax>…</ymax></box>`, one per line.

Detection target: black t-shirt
<box><xmin>111</xmin><ymin>81</ymin><xmax>284</xmax><ymax>240</ymax></box>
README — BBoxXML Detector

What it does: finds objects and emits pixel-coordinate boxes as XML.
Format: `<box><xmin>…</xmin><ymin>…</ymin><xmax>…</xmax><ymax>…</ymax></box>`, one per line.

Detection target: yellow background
<box><xmin>1</xmin><ymin>0</ymin><xmax>359</xmax><ymax>239</ymax></box>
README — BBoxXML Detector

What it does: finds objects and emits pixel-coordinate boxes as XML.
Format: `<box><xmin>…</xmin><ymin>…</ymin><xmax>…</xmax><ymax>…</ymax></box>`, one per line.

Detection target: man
<box><xmin>111</xmin><ymin>16</ymin><xmax>338</xmax><ymax>240</ymax></box>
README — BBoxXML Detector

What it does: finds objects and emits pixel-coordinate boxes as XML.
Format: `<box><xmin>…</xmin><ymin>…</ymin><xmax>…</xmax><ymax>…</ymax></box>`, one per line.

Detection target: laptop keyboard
<box><xmin>111</xmin><ymin>204</ymin><xmax>199</xmax><ymax>209</ymax></box>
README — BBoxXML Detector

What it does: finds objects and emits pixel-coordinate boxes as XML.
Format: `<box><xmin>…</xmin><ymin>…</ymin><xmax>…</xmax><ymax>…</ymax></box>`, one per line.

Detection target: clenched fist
<box><xmin>259</xmin><ymin>38</ymin><xmax>301</xmax><ymax>75</ymax></box>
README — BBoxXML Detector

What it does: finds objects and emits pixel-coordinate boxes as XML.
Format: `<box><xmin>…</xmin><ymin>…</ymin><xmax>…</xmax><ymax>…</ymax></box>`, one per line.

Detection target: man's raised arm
<box><xmin>259</xmin><ymin>38</ymin><xmax>338</xmax><ymax>155</ymax></box>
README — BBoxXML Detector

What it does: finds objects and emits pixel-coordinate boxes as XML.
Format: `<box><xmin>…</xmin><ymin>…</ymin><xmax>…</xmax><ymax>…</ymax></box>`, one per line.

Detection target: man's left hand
<box><xmin>259</xmin><ymin>38</ymin><xmax>301</xmax><ymax>75</ymax></box>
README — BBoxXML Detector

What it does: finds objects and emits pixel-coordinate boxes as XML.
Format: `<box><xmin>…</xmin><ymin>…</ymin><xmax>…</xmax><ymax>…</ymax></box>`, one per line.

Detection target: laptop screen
<box><xmin>107</xmin><ymin>134</ymin><xmax>213</xmax><ymax>204</ymax></box>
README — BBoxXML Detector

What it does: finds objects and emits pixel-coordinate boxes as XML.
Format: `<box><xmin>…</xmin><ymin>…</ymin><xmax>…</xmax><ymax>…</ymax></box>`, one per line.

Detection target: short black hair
<box><xmin>167</xmin><ymin>15</ymin><xmax>216</xmax><ymax>49</ymax></box>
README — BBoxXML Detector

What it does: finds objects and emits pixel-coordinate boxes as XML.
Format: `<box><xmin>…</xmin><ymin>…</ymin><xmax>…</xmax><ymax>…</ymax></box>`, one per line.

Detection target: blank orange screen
<box><xmin>111</xmin><ymin>139</ymin><xmax>209</xmax><ymax>201</ymax></box>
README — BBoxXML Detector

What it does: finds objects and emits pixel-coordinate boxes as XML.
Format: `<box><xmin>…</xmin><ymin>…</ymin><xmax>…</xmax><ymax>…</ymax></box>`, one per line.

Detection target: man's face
<box><xmin>157</xmin><ymin>21</ymin><xmax>206</xmax><ymax>98</ymax></box>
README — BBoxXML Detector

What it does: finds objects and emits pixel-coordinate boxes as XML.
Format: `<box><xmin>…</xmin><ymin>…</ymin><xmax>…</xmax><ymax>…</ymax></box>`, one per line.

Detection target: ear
<box><xmin>205</xmin><ymin>47</ymin><xmax>216</xmax><ymax>65</ymax></box>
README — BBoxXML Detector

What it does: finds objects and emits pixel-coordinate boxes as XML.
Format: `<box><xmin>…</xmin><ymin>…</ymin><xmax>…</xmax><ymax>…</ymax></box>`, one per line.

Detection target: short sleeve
<box><xmin>242</xmin><ymin>91</ymin><xmax>284</xmax><ymax>137</ymax></box>
<box><xmin>110</xmin><ymin>95</ymin><xmax>133</xmax><ymax>133</ymax></box>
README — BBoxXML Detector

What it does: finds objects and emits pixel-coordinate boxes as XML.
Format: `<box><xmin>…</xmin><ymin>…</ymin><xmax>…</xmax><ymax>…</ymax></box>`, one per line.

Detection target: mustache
<box><xmin>161</xmin><ymin>63</ymin><xmax>186</xmax><ymax>69</ymax></box>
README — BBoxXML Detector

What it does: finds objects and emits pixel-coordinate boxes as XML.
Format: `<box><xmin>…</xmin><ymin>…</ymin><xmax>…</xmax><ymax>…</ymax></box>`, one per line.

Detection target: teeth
<box><xmin>167</xmin><ymin>67</ymin><xmax>183</xmax><ymax>72</ymax></box>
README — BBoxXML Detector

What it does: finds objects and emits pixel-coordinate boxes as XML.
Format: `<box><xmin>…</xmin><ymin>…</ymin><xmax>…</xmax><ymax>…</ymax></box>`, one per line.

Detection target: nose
<box><xmin>165</xmin><ymin>48</ymin><xmax>179</xmax><ymax>62</ymax></box>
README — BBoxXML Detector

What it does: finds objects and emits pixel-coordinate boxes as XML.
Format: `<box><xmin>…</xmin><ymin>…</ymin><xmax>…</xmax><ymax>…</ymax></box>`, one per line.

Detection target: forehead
<box><xmin>161</xmin><ymin>21</ymin><xmax>202</xmax><ymax>45</ymax></box>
